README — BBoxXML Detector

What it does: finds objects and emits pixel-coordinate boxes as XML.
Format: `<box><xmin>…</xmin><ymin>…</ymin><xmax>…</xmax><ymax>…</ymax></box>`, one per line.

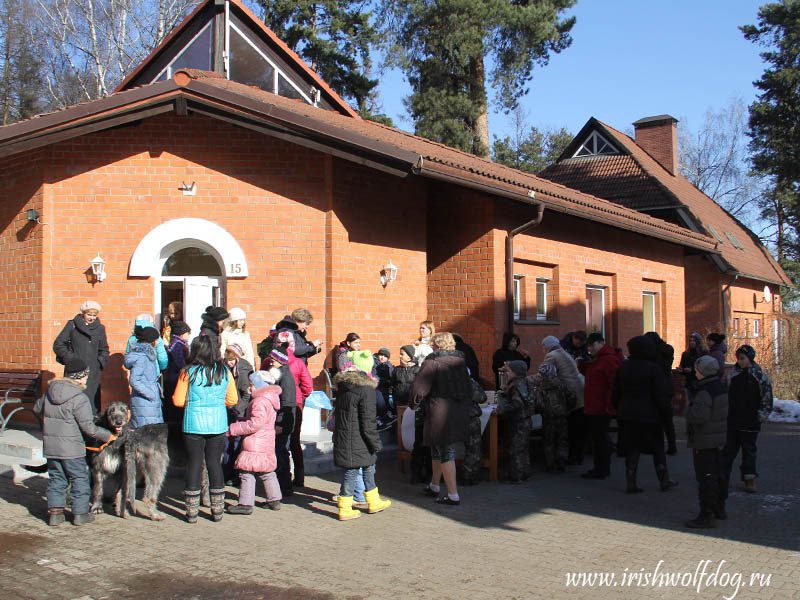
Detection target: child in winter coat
<box><xmin>125</xmin><ymin>314</ymin><xmax>168</xmax><ymax>372</ymax></box>
<box><xmin>333</xmin><ymin>351</ymin><xmax>392</xmax><ymax>521</ymax></box>
<box><xmin>720</xmin><ymin>344</ymin><xmax>773</xmax><ymax>496</ymax></box>
<box><xmin>496</xmin><ymin>360</ymin><xmax>534</xmax><ymax>482</ymax></box>
<box><xmin>374</xmin><ymin>347</ymin><xmax>395</xmax><ymax>430</ymax></box>
<box><xmin>226</xmin><ymin>371</ymin><xmax>283</xmax><ymax>514</ymax></box>
<box><xmin>33</xmin><ymin>357</ymin><xmax>114</xmax><ymax>526</ymax></box>
<box><xmin>220</xmin><ymin>308</ymin><xmax>256</xmax><ymax>368</ymax></box>
<box><xmin>124</xmin><ymin>325</ymin><xmax>163</xmax><ymax>428</ymax></box>
<box><xmin>534</xmin><ymin>362</ymin><xmax>577</xmax><ymax>472</ymax></box>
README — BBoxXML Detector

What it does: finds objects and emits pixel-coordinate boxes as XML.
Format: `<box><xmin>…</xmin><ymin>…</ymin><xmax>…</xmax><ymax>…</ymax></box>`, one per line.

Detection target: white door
<box><xmin>184</xmin><ymin>277</ymin><xmax>224</xmax><ymax>343</ymax></box>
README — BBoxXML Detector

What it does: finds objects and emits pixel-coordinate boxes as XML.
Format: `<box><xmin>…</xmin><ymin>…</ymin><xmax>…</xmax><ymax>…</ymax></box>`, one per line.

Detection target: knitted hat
<box><xmin>706</xmin><ymin>332</ymin><xmax>726</xmax><ymax>345</ymax></box>
<box><xmin>170</xmin><ymin>321</ymin><xmax>190</xmax><ymax>336</ymax></box>
<box><xmin>249</xmin><ymin>370</ymin><xmax>273</xmax><ymax>389</ymax></box>
<box><xmin>378</xmin><ymin>347</ymin><xmax>391</xmax><ymax>359</ymax></box>
<box><xmin>135</xmin><ymin>313</ymin><xmax>153</xmax><ymax>323</ymax></box>
<box><xmin>348</xmin><ymin>350</ymin><xmax>375</xmax><ymax>374</ymax></box>
<box><xmin>735</xmin><ymin>344</ymin><xmax>756</xmax><ymax>362</ymax></box>
<box><xmin>508</xmin><ymin>360</ymin><xmax>528</xmax><ymax>378</ymax></box>
<box><xmin>228</xmin><ymin>307</ymin><xmax>246</xmax><ymax>322</ymax></box>
<box><xmin>205</xmin><ymin>306</ymin><xmax>229</xmax><ymax>321</ymax></box>
<box><xmin>65</xmin><ymin>357</ymin><xmax>89</xmax><ymax>377</ymax></box>
<box><xmin>226</xmin><ymin>343</ymin><xmax>245</xmax><ymax>359</ymax></box>
<box><xmin>695</xmin><ymin>355</ymin><xmax>719</xmax><ymax>377</ymax></box>
<box><xmin>80</xmin><ymin>300</ymin><xmax>101</xmax><ymax>313</ymax></box>
<box><xmin>269</xmin><ymin>347</ymin><xmax>289</xmax><ymax>365</ymax></box>
<box><xmin>400</xmin><ymin>345</ymin><xmax>416</xmax><ymax>361</ymax></box>
<box><xmin>542</xmin><ymin>336</ymin><xmax>561</xmax><ymax>351</ymax></box>
<box><xmin>538</xmin><ymin>362</ymin><xmax>557</xmax><ymax>378</ymax></box>
<box><xmin>134</xmin><ymin>325</ymin><xmax>160</xmax><ymax>343</ymax></box>
<box><xmin>690</xmin><ymin>332</ymin><xmax>703</xmax><ymax>344</ymax></box>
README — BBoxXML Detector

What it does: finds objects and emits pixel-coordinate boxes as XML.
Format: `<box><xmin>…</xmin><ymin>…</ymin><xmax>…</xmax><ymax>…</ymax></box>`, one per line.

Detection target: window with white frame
<box><xmin>642</xmin><ymin>292</ymin><xmax>657</xmax><ymax>334</ymax></box>
<box><xmin>733</xmin><ymin>318</ymin><xmax>740</xmax><ymax>337</ymax></box>
<box><xmin>513</xmin><ymin>275</ymin><xmax>523</xmax><ymax>320</ymax></box>
<box><xmin>586</xmin><ymin>285</ymin><xmax>606</xmax><ymax>337</ymax></box>
<box><xmin>573</xmin><ymin>131</ymin><xmax>619</xmax><ymax>157</ymax></box>
<box><xmin>536</xmin><ymin>279</ymin><xmax>548</xmax><ymax>320</ymax></box>
<box><xmin>754</xmin><ymin>319</ymin><xmax>760</xmax><ymax>337</ymax></box>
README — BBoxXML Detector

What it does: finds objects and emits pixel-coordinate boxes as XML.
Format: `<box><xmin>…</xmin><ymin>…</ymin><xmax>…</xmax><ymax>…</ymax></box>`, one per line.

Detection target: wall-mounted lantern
<box><xmin>380</xmin><ymin>260</ymin><xmax>398</xmax><ymax>288</ymax></box>
<box><xmin>90</xmin><ymin>253</ymin><xmax>107</xmax><ymax>283</ymax></box>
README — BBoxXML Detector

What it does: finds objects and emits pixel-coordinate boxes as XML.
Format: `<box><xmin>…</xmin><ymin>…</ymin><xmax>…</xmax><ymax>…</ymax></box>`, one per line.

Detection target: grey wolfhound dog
<box><xmin>89</xmin><ymin>401</ymin><xmax>169</xmax><ymax>520</ymax></box>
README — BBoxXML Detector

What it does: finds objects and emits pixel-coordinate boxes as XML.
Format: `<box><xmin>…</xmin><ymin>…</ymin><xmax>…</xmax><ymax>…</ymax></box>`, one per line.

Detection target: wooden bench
<box><xmin>0</xmin><ymin>369</ymin><xmax>43</xmax><ymax>434</ymax></box>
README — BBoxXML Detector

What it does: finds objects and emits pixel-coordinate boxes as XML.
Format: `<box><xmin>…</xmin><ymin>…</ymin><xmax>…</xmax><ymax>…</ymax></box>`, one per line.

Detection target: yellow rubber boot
<box><xmin>337</xmin><ymin>495</ymin><xmax>362</xmax><ymax>521</ymax></box>
<box><xmin>364</xmin><ymin>487</ymin><xmax>391</xmax><ymax>514</ymax></box>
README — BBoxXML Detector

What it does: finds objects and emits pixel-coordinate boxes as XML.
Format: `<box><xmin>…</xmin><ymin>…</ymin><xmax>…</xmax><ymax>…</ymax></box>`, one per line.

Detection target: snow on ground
<box><xmin>769</xmin><ymin>399</ymin><xmax>800</xmax><ymax>423</ymax></box>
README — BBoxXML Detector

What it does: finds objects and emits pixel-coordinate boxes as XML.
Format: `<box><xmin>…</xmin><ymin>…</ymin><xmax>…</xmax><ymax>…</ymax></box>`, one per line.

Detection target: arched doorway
<box><xmin>158</xmin><ymin>246</ymin><xmax>226</xmax><ymax>342</ymax></box>
<box><xmin>128</xmin><ymin>218</ymin><xmax>248</xmax><ymax>340</ymax></box>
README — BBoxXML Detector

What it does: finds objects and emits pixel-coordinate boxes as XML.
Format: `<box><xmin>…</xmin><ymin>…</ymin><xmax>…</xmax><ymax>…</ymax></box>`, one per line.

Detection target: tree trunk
<box><xmin>468</xmin><ymin>41</ymin><xmax>490</xmax><ymax>158</ymax></box>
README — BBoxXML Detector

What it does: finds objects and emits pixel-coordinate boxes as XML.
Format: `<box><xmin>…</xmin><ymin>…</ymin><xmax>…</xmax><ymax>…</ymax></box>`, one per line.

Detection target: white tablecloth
<box><xmin>401</xmin><ymin>404</ymin><xmax>497</xmax><ymax>451</ymax></box>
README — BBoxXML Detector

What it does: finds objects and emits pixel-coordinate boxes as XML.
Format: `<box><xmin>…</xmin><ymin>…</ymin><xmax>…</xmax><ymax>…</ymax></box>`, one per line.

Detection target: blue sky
<box><xmin>373</xmin><ymin>1</ymin><xmax>769</xmax><ymax>141</ymax></box>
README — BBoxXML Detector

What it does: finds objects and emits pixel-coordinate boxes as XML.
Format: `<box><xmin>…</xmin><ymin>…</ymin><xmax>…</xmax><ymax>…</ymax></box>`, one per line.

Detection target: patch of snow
<box><xmin>768</xmin><ymin>399</ymin><xmax>800</xmax><ymax>423</ymax></box>
<box><xmin>760</xmin><ymin>494</ymin><xmax>795</xmax><ymax>512</ymax></box>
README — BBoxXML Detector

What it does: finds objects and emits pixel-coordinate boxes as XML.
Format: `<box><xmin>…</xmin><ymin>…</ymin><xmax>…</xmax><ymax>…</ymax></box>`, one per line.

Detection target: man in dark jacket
<box><xmin>560</xmin><ymin>330</ymin><xmax>590</xmax><ymax>362</ymax></box>
<box><xmin>264</xmin><ymin>346</ymin><xmax>297</xmax><ymax>495</ymax></box>
<box><xmin>685</xmin><ymin>355</ymin><xmax>729</xmax><ymax>528</ymax></box>
<box><xmin>644</xmin><ymin>331</ymin><xmax>678</xmax><ymax>455</ymax></box>
<box><xmin>719</xmin><ymin>344</ymin><xmax>773</xmax><ymax>498</ymax></box>
<box><xmin>53</xmin><ymin>301</ymin><xmax>110</xmax><ymax>414</ymax></box>
<box><xmin>581</xmin><ymin>333</ymin><xmax>622</xmax><ymax>479</ymax></box>
<box><xmin>34</xmin><ymin>358</ymin><xmax>114</xmax><ymax>526</ymax></box>
<box><xmin>199</xmin><ymin>305</ymin><xmax>229</xmax><ymax>357</ymax></box>
<box><xmin>613</xmin><ymin>336</ymin><xmax>676</xmax><ymax>493</ymax></box>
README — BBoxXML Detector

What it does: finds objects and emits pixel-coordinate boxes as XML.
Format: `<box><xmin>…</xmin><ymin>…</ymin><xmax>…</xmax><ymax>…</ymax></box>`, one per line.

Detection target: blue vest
<box><xmin>182</xmin><ymin>366</ymin><xmax>229</xmax><ymax>435</ymax></box>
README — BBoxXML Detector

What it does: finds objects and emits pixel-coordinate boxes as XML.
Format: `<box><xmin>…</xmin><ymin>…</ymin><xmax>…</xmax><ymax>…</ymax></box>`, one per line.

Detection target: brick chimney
<box><xmin>632</xmin><ymin>115</ymin><xmax>679</xmax><ymax>175</ymax></box>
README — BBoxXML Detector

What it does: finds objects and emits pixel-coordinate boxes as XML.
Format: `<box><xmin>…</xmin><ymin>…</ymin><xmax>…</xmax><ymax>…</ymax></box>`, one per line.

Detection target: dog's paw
<box><xmin>149</xmin><ymin>511</ymin><xmax>166</xmax><ymax>521</ymax></box>
<box><xmin>91</xmin><ymin>504</ymin><xmax>103</xmax><ymax>515</ymax></box>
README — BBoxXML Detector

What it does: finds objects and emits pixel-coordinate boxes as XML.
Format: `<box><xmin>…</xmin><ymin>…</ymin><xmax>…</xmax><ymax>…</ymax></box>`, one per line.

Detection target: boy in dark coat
<box><xmin>392</xmin><ymin>346</ymin><xmax>430</xmax><ymax>483</ymax></box>
<box><xmin>332</xmin><ymin>360</ymin><xmax>391</xmax><ymax>521</ymax></box>
<box><xmin>720</xmin><ymin>344</ymin><xmax>773</xmax><ymax>497</ymax></box>
<box><xmin>685</xmin><ymin>355</ymin><xmax>729</xmax><ymax>528</ymax></box>
<box><xmin>496</xmin><ymin>360</ymin><xmax>534</xmax><ymax>481</ymax></box>
<box><xmin>33</xmin><ymin>358</ymin><xmax>114</xmax><ymax>526</ymax></box>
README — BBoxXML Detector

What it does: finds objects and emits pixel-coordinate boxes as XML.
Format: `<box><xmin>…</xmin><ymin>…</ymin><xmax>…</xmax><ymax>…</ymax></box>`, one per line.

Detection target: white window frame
<box><xmin>733</xmin><ymin>317</ymin><xmax>740</xmax><ymax>337</ymax></box>
<box><xmin>773</xmin><ymin>319</ymin><xmax>780</xmax><ymax>364</ymax></box>
<box><xmin>754</xmin><ymin>319</ymin><xmax>760</xmax><ymax>337</ymax></box>
<box><xmin>228</xmin><ymin>22</ymin><xmax>314</xmax><ymax>105</ymax></box>
<box><xmin>573</xmin><ymin>131</ymin><xmax>619</xmax><ymax>157</ymax></box>
<box><xmin>513</xmin><ymin>275</ymin><xmax>523</xmax><ymax>321</ymax></box>
<box><xmin>535</xmin><ymin>278</ymin><xmax>548</xmax><ymax>321</ymax></box>
<box><xmin>586</xmin><ymin>285</ymin><xmax>606</xmax><ymax>338</ymax></box>
<box><xmin>642</xmin><ymin>291</ymin><xmax>657</xmax><ymax>334</ymax></box>
<box><xmin>152</xmin><ymin>20</ymin><xmax>213</xmax><ymax>83</ymax></box>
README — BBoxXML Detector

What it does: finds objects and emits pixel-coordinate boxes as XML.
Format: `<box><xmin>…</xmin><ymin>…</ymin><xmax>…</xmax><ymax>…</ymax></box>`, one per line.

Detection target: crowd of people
<box><xmin>36</xmin><ymin>301</ymin><xmax>774</xmax><ymax>529</ymax></box>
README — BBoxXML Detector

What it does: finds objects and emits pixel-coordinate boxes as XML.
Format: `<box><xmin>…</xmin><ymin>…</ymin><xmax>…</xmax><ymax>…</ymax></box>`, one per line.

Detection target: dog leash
<box><xmin>86</xmin><ymin>409</ymin><xmax>130</xmax><ymax>452</ymax></box>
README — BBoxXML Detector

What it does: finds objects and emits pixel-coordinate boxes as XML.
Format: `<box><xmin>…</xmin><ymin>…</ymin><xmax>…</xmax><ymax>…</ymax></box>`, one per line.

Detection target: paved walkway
<box><xmin>1</xmin><ymin>420</ymin><xmax>798</xmax><ymax>600</ymax></box>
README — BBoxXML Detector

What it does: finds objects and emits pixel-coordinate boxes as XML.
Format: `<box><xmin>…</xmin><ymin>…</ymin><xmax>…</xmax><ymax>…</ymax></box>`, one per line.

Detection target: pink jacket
<box><xmin>229</xmin><ymin>384</ymin><xmax>281</xmax><ymax>473</ymax></box>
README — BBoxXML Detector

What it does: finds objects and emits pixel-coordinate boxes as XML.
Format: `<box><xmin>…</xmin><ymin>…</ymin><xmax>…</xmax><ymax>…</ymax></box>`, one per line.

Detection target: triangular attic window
<box><xmin>153</xmin><ymin>21</ymin><xmax>213</xmax><ymax>82</ymax></box>
<box><xmin>572</xmin><ymin>130</ymin><xmax>620</xmax><ymax>158</ymax></box>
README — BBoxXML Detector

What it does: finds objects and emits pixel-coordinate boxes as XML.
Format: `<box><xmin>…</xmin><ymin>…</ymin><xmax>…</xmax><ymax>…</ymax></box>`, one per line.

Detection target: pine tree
<box><xmin>257</xmin><ymin>0</ymin><xmax>380</xmax><ymax>115</ymax></box>
<box><xmin>381</xmin><ymin>0</ymin><xmax>576</xmax><ymax>157</ymax></box>
<box><xmin>741</xmin><ymin>1</ymin><xmax>800</xmax><ymax>298</ymax></box>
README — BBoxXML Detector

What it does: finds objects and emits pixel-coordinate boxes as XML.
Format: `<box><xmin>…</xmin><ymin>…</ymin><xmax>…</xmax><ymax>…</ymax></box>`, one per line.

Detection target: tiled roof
<box><xmin>539</xmin><ymin>118</ymin><xmax>791</xmax><ymax>286</ymax></box>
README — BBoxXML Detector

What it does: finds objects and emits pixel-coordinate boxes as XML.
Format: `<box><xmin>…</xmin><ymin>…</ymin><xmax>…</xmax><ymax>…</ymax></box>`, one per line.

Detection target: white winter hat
<box><xmin>228</xmin><ymin>307</ymin><xmax>246</xmax><ymax>322</ymax></box>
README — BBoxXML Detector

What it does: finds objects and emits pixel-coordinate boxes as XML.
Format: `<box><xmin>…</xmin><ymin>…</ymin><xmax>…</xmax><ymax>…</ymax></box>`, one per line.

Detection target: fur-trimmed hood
<box><xmin>332</xmin><ymin>369</ymin><xmax>378</xmax><ymax>389</ymax></box>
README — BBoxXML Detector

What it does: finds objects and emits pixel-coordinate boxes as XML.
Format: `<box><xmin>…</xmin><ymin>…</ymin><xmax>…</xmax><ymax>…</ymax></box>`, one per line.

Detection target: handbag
<box><xmin>326</xmin><ymin>414</ymin><xmax>335</xmax><ymax>433</ymax></box>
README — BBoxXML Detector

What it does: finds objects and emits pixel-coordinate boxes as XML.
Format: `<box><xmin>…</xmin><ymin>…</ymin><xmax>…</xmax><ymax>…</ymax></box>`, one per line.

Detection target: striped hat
<box><xmin>269</xmin><ymin>347</ymin><xmax>289</xmax><ymax>365</ymax></box>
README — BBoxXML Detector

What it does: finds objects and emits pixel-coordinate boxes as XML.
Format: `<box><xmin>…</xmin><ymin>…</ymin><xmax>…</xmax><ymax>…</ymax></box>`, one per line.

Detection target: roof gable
<box><xmin>541</xmin><ymin>117</ymin><xmax>792</xmax><ymax>287</ymax></box>
<box><xmin>115</xmin><ymin>0</ymin><xmax>358</xmax><ymax>118</ymax></box>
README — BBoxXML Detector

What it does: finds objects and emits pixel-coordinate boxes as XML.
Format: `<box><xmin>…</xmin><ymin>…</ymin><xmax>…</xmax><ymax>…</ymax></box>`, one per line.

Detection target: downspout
<box><xmin>507</xmin><ymin>199</ymin><xmax>545</xmax><ymax>334</ymax></box>
<box><xmin>721</xmin><ymin>273</ymin><xmax>739</xmax><ymax>338</ymax></box>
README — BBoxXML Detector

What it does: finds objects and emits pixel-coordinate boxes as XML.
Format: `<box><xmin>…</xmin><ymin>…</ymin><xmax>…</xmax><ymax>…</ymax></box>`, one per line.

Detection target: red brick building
<box><xmin>540</xmin><ymin>116</ymin><xmax>792</xmax><ymax>366</ymax></box>
<box><xmin>2</xmin><ymin>0</ymin><xmax>773</xmax><ymax>406</ymax></box>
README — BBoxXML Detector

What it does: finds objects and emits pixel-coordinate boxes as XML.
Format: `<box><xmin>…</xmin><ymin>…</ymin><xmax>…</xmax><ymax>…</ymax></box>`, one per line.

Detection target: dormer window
<box><xmin>573</xmin><ymin>131</ymin><xmax>619</xmax><ymax>157</ymax></box>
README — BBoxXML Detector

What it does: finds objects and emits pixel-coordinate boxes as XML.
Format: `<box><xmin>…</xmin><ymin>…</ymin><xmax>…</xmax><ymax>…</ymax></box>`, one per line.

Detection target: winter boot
<box><xmin>209</xmin><ymin>488</ymin><xmax>226</xmax><ymax>522</ymax></box>
<box><xmin>744</xmin><ymin>478</ymin><xmax>757</xmax><ymax>493</ymax></box>
<box><xmin>265</xmin><ymin>501</ymin><xmax>282</xmax><ymax>511</ymax></box>
<box><xmin>685</xmin><ymin>512</ymin><xmax>715</xmax><ymax>528</ymax></box>
<box><xmin>293</xmin><ymin>468</ymin><xmax>305</xmax><ymax>489</ymax></box>
<box><xmin>72</xmin><ymin>512</ymin><xmax>95</xmax><ymax>526</ymax></box>
<box><xmin>656</xmin><ymin>464</ymin><xmax>678</xmax><ymax>491</ymax></box>
<box><xmin>226</xmin><ymin>504</ymin><xmax>253</xmax><ymax>515</ymax></box>
<box><xmin>625</xmin><ymin>467</ymin><xmax>643</xmax><ymax>494</ymax></box>
<box><xmin>363</xmin><ymin>487</ymin><xmax>391</xmax><ymax>514</ymax></box>
<box><xmin>337</xmin><ymin>496</ymin><xmax>362</xmax><ymax>521</ymax></box>
<box><xmin>48</xmin><ymin>508</ymin><xmax>65</xmax><ymax>527</ymax></box>
<box><xmin>184</xmin><ymin>490</ymin><xmax>201</xmax><ymax>523</ymax></box>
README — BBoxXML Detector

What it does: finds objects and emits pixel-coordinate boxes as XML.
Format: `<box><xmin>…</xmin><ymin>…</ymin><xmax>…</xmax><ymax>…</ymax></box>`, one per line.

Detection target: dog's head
<box><xmin>103</xmin><ymin>402</ymin><xmax>130</xmax><ymax>435</ymax></box>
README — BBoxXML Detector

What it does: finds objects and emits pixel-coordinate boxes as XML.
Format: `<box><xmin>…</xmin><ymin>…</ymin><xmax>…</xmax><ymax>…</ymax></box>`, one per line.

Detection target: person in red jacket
<box><xmin>580</xmin><ymin>332</ymin><xmax>623</xmax><ymax>480</ymax></box>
